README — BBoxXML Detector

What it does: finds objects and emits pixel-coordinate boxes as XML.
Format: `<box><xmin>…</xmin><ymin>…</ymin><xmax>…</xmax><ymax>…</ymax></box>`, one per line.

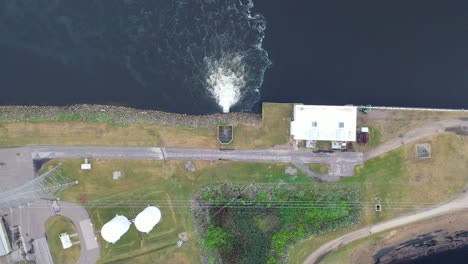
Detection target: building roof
<box><xmin>32</xmin><ymin>237</ymin><xmax>53</xmax><ymax>264</ymax></box>
<box><xmin>101</xmin><ymin>215</ymin><xmax>131</xmax><ymax>244</ymax></box>
<box><xmin>290</xmin><ymin>105</ymin><xmax>357</xmax><ymax>141</ymax></box>
<box><xmin>0</xmin><ymin>218</ymin><xmax>11</xmax><ymax>257</ymax></box>
<box><xmin>135</xmin><ymin>206</ymin><xmax>162</xmax><ymax>234</ymax></box>
<box><xmin>60</xmin><ymin>233</ymin><xmax>72</xmax><ymax>249</ymax></box>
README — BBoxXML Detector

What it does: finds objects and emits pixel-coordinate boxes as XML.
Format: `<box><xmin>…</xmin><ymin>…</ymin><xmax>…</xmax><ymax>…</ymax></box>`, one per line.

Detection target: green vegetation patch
<box><xmin>52</xmin><ymin>113</ymin><xmax>119</xmax><ymax>125</ymax></box>
<box><xmin>45</xmin><ymin>216</ymin><xmax>81</xmax><ymax>264</ymax></box>
<box><xmin>195</xmin><ymin>184</ymin><xmax>360</xmax><ymax>264</ymax></box>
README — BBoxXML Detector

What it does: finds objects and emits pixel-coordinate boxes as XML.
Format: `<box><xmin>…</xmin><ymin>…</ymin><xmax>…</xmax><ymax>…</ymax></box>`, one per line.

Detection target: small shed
<box><xmin>59</xmin><ymin>233</ymin><xmax>72</xmax><ymax>249</ymax></box>
<box><xmin>357</xmin><ymin>127</ymin><xmax>370</xmax><ymax>145</ymax></box>
<box><xmin>81</xmin><ymin>158</ymin><xmax>91</xmax><ymax>170</ymax></box>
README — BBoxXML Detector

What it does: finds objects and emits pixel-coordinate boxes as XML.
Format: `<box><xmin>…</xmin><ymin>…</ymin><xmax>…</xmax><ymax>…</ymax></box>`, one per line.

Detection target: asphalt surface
<box><xmin>28</xmin><ymin>146</ymin><xmax>363</xmax><ymax>179</ymax></box>
<box><xmin>0</xmin><ymin>148</ymin><xmax>34</xmax><ymax>189</ymax></box>
<box><xmin>3</xmin><ymin>200</ymin><xmax>100</xmax><ymax>264</ymax></box>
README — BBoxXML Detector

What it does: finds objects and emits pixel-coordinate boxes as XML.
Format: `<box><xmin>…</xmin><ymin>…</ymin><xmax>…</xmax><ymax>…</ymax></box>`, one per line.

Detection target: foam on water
<box><xmin>205</xmin><ymin>54</ymin><xmax>245</xmax><ymax>113</ymax></box>
<box><xmin>0</xmin><ymin>0</ymin><xmax>271</xmax><ymax>113</ymax></box>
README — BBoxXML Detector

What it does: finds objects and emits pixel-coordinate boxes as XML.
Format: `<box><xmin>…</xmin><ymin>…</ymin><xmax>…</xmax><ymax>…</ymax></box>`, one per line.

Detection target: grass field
<box><xmin>42</xmin><ymin>158</ymin><xmax>315</xmax><ymax>263</ymax></box>
<box><xmin>45</xmin><ymin>216</ymin><xmax>81</xmax><ymax>264</ymax></box>
<box><xmin>287</xmin><ymin>133</ymin><xmax>468</xmax><ymax>263</ymax></box>
<box><xmin>0</xmin><ymin>103</ymin><xmax>292</xmax><ymax>149</ymax></box>
<box><xmin>359</xmin><ymin>109</ymin><xmax>468</xmax><ymax>146</ymax></box>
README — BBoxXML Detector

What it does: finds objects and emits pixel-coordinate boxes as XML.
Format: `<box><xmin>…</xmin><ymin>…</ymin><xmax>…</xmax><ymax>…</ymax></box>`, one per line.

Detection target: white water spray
<box><xmin>205</xmin><ymin>54</ymin><xmax>246</xmax><ymax>113</ymax></box>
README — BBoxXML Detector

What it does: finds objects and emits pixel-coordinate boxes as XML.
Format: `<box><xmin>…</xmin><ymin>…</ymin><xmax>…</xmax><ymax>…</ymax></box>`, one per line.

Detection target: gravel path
<box><xmin>364</xmin><ymin>118</ymin><xmax>468</xmax><ymax>161</ymax></box>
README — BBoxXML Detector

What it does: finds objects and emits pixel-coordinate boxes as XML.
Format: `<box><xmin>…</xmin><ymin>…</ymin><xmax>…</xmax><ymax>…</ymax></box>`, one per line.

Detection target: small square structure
<box><xmin>375</xmin><ymin>204</ymin><xmax>382</xmax><ymax>212</ymax></box>
<box><xmin>60</xmin><ymin>233</ymin><xmax>72</xmax><ymax>249</ymax></box>
<box><xmin>290</xmin><ymin>105</ymin><xmax>357</xmax><ymax>142</ymax></box>
<box><xmin>217</xmin><ymin>125</ymin><xmax>233</xmax><ymax>144</ymax></box>
<box><xmin>112</xmin><ymin>171</ymin><xmax>122</xmax><ymax>180</ymax></box>
<box><xmin>81</xmin><ymin>158</ymin><xmax>91</xmax><ymax>170</ymax></box>
<box><xmin>416</xmin><ymin>144</ymin><xmax>431</xmax><ymax>159</ymax></box>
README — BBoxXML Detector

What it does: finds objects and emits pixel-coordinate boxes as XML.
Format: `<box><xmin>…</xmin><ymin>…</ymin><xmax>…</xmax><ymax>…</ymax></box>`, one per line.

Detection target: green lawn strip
<box><xmin>0</xmin><ymin>103</ymin><xmax>293</xmax><ymax>149</ymax></box>
<box><xmin>45</xmin><ymin>216</ymin><xmax>81</xmax><ymax>264</ymax></box>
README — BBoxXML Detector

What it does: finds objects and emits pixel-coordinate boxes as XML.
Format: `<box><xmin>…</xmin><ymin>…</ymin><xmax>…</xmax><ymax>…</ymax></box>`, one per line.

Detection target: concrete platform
<box><xmin>0</xmin><ymin>148</ymin><xmax>34</xmax><ymax>189</ymax></box>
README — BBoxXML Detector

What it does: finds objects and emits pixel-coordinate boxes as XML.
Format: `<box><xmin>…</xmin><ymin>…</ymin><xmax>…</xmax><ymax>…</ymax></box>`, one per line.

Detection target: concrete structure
<box><xmin>60</xmin><ymin>233</ymin><xmax>72</xmax><ymax>249</ymax></box>
<box><xmin>32</xmin><ymin>237</ymin><xmax>53</xmax><ymax>264</ymax></box>
<box><xmin>290</xmin><ymin>105</ymin><xmax>357</xmax><ymax>148</ymax></box>
<box><xmin>0</xmin><ymin>218</ymin><xmax>12</xmax><ymax>256</ymax></box>
<box><xmin>81</xmin><ymin>158</ymin><xmax>91</xmax><ymax>170</ymax></box>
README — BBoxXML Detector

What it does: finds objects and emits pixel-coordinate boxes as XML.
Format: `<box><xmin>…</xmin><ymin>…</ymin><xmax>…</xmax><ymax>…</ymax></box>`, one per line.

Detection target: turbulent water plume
<box><xmin>0</xmin><ymin>0</ymin><xmax>271</xmax><ymax>113</ymax></box>
<box><xmin>205</xmin><ymin>54</ymin><xmax>246</xmax><ymax>113</ymax></box>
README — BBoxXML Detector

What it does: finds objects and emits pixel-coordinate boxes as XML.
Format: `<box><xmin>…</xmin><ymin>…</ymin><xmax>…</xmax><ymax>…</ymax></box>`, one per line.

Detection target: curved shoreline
<box><xmin>0</xmin><ymin>104</ymin><xmax>261</xmax><ymax>127</ymax></box>
<box><xmin>322</xmin><ymin>210</ymin><xmax>468</xmax><ymax>264</ymax></box>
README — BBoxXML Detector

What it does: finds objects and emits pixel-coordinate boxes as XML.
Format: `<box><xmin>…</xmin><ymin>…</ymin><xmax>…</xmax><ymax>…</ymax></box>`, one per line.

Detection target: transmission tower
<box><xmin>0</xmin><ymin>164</ymin><xmax>77</xmax><ymax>210</ymax></box>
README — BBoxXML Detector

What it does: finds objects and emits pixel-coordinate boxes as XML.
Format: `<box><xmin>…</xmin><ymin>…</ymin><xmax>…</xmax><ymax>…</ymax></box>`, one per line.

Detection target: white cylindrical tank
<box><xmin>101</xmin><ymin>215</ymin><xmax>131</xmax><ymax>244</ymax></box>
<box><xmin>135</xmin><ymin>206</ymin><xmax>162</xmax><ymax>233</ymax></box>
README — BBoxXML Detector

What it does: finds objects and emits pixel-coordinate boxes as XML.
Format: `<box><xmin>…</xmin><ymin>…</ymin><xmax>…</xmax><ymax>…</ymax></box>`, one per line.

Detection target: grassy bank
<box><xmin>358</xmin><ymin>109</ymin><xmax>468</xmax><ymax>146</ymax></box>
<box><xmin>321</xmin><ymin>210</ymin><xmax>468</xmax><ymax>264</ymax></box>
<box><xmin>287</xmin><ymin>133</ymin><xmax>468</xmax><ymax>263</ymax></box>
<box><xmin>0</xmin><ymin>103</ymin><xmax>292</xmax><ymax>149</ymax></box>
<box><xmin>45</xmin><ymin>216</ymin><xmax>81</xmax><ymax>264</ymax></box>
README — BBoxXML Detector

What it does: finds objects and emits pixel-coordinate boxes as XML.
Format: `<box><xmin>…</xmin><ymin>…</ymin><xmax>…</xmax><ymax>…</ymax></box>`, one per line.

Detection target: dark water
<box><xmin>1</xmin><ymin>0</ymin><xmax>468</xmax><ymax>114</ymax></box>
<box><xmin>254</xmin><ymin>0</ymin><xmax>468</xmax><ymax>110</ymax></box>
<box><xmin>401</xmin><ymin>246</ymin><xmax>468</xmax><ymax>264</ymax></box>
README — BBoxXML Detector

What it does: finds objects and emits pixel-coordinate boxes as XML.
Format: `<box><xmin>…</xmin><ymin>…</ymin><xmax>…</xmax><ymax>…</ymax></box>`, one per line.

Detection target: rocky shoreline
<box><xmin>0</xmin><ymin>105</ymin><xmax>261</xmax><ymax>128</ymax></box>
<box><xmin>374</xmin><ymin>229</ymin><xmax>468</xmax><ymax>263</ymax></box>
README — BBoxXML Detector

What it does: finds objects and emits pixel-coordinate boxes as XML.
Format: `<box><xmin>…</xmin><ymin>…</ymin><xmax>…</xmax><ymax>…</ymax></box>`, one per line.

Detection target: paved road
<box><xmin>3</xmin><ymin>200</ymin><xmax>100</xmax><ymax>264</ymax></box>
<box><xmin>364</xmin><ymin>118</ymin><xmax>468</xmax><ymax>161</ymax></box>
<box><xmin>304</xmin><ymin>189</ymin><xmax>468</xmax><ymax>263</ymax></box>
<box><xmin>28</xmin><ymin>146</ymin><xmax>363</xmax><ymax>178</ymax></box>
<box><xmin>30</xmin><ymin>146</ymin><xmax>164</xmax><ymax>160</ymax></box>
<box><xmin>0</xmin><ymin>148</ymin><xmax>34</xmax><ymax>189</ymax></box>
<box><xmin>29</xmin><ymin>146</ymin><xmax>362</xmax><ymax>163</ymax></box>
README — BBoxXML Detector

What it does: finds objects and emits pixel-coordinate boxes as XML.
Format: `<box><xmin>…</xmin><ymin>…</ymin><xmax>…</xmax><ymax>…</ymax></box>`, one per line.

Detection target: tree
<box><xmin>204</xmin><ymin>226</ymin><xmax>233</xmax><ymax>252</ymax></box>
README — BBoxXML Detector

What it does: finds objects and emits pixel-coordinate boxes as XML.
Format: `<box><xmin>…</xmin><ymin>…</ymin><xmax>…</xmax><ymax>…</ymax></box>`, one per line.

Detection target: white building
<box><xmin>0</xmin><ymin>218</ymin><xmax>12</xmax><ymax>256</ymax></box>
<box><xmin>290</xmin><ymin>105</ymin><xmax>357</xmax><ymax>147</ymax></box>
